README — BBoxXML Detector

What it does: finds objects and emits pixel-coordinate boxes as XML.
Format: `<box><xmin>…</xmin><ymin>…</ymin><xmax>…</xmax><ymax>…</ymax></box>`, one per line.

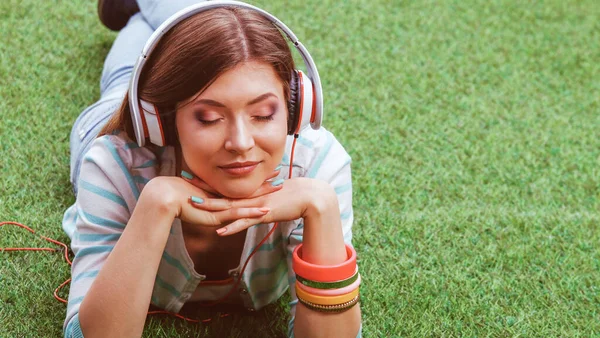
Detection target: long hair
<box><xmin>99</xmin><ymin>7</ymin><xmax>295</xmax><ymax>145</ymax></box>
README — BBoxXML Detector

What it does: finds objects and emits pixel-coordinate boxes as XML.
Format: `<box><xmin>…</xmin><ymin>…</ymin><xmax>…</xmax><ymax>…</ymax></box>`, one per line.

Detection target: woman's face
<box><xmin>175</xmin><ymin>61</ymin><xmax>288</xmax><ymax>198</ymax></box>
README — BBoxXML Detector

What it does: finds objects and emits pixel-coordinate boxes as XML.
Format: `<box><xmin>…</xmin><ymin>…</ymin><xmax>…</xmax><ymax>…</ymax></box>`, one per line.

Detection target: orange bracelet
<box><xmin>295</xmin><ymin>283</ymin><xmax>359</xmax><ymax>306</ymax></box>
<box><xmin>292</xmin><ymin>243</ymin><xmax>356</xmax><ymax>282</ymax></box>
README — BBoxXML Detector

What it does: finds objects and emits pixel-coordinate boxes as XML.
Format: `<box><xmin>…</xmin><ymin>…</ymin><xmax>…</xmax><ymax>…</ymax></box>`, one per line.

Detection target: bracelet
<box><xmin>298</xmin><ymin>295</ymin><xmax>360</xmax><ymax>313</ymax></box>
<box><xmin>292</xmin><ymin>243</ymin><xmax>357</xmax><ymax>282</ymax></box>
<box><xmin>295</xmin><ymin>283</ymin><xmax>359</xmax><ymax>306</ymax></box>
<box><xmin>297</xmin><ymin>267</ymin><xmax>359</xmax><ymax>289</ymax></box>
<box><xmin>296</xmin><ymin>274</ymin><xmax>361</xmax><ymax>296</ymax></box>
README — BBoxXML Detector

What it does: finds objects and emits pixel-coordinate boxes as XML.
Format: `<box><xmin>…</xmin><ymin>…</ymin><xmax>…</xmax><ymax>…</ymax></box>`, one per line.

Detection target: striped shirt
<box><xmin>62</xmin><ymin>127</ymin><xmax>355</xmax><ymax>337</ymax></box>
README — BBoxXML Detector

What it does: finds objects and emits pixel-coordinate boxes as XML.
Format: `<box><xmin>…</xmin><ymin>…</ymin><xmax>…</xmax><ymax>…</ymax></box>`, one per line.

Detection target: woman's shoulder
<box><xmin>81</xmin><ymin>131</ymin><xmax>175</xmax><ymax>191</ymax></box>
<box><xmin>288</xmin><ymin>126</ymin><xmax>352</xmax><ymax>177</ymax></box>
<box><xmin>85</xmin><ymin>131</ymin><xmax>169</xmax><ymax>171</ymax></box>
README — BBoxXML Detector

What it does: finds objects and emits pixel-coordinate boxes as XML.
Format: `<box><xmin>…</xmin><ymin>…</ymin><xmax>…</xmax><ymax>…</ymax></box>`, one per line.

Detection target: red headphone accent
<box><xmin>310</xmin><ymin>85</ymin><xmax>317</xmax><ymax>124</ymax></box>
<box><xmin>294</xmin><ymin>72</ymin><xmax>305</xmax><ymax>135</ymax></box>
<box><xmin>139</xmin><ymin>103</ymin><xmax>149</xmax><ymax>137</ymax></box>
<box><xmin>153</xmin><ymin>103</ymin><xmax>166</xmax><ymax>146</ymax></box>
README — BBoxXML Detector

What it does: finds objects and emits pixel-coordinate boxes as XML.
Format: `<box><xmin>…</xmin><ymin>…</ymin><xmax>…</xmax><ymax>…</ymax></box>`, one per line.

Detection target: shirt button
<box><xmin>247</xmin><ymin>307</ymin><xmax>255</xmax><ymax>312</ymax></box>
<box><xmin>239</xmin><ymin>289</ymin><xmax>248</xmax><ymax>295</ymax></box>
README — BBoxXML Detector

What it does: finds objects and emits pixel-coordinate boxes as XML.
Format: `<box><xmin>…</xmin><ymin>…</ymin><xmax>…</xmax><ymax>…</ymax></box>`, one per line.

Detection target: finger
<box><xmin>246</xmin><ymin>179</ymin><xmax>284</xmax><ymax>199</ymax></box>
<box><xmin>212</xmin><ymin>207</ymin><xmax>270</xmax><ymax>224</ymax></box>
<box><xmin>226</xmin><ymin>195</ymin><xmax>268</xmax><ymax>209</ymax></box>
<box><xmin>179</xmin><ymin>203</ymin><xmax>220</xmax><ymax>226</ymax></box>
<box><xmin>189</xmin><ymin>196</ymin><xmax>234</xmax><ymax>211</ymax></box>
<box><xmin>216</xmin><ymin>216</ymin><xmax>268</xmax><ymax>236</ymax></box>
<box><xmin>181</xmin><ymin>170</ymin><xmax>221</xmax><ymax>196</ymax></box>
<box><xmin>265</xmin><ymin>168</ymin><xmax>281</xmax><ymax>181</ymax></box>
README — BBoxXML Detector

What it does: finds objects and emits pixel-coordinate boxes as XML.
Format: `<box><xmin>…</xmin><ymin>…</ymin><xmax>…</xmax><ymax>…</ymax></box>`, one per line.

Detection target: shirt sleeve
<box><xmin>63</xmin><ymin>136</ymin><xmax>142</xmax><ymax>338</ymax></box>
<box><xmin>282</xmin><ymin>128</ymin><xmax>358</xmax><ymax>337</ymax></box>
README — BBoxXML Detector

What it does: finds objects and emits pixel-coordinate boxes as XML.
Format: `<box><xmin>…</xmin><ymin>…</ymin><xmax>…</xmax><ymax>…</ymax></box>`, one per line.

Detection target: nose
<box><xmin>224</xmin><ymin>117</ymin><xmax>255</xmax><ymax>154</ymax></box>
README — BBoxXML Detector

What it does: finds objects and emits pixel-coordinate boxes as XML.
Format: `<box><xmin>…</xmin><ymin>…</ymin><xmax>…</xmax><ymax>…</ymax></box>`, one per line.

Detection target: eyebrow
<box><xmin>194</xmin><ymin>93</ymin><xmax>277</xmax><ymax>108</ymax></box>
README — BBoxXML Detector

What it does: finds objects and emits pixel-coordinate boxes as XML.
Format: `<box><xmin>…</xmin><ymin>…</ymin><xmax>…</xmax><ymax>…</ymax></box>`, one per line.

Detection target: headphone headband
<box><xmin>128</xmin><ymin>0</ymin><xmax>323</xmax><ymax>147</ymax></box>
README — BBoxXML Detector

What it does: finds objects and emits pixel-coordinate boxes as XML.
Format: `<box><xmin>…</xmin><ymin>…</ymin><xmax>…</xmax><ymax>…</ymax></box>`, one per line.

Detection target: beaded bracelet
<box><xmin>296</xmin><ymin>274</ymin><xmax>361</xmax><ymax>297</ymax></box>
<box><xmin>295</xmin><ymin>283</ymin><xmax>359</xmax><ymax>306</ymax></box>
<box><xmin>292</xmin><ymin>243</ymin><xmax>357</xmax><ymax>282</ymax></box>
<box><xmin>297</xmin><ymin>267</ymin><xmax>359</xmax><ymax>289</ymax></box>
<box><xmin>298</xmin><ymin>295</ymin><xmax>360</xmax><ymax>313</ymax></box>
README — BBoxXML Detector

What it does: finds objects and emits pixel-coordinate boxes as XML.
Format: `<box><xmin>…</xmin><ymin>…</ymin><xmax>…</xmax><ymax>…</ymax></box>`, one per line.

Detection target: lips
<box><xmin>218</xmin><ymin>161</ymin><xmax>261</xmax><ymax>176</ymax></box>
<box><xmin>220</xmin><ymin>161</ymin><xmax>261</xmax><ymax>168</ymax></box>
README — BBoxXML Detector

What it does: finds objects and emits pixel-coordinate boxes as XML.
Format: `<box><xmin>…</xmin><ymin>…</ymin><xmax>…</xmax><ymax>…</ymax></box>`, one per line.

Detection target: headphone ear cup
<box><xmin>288</xmin><ymin>70</ymin><xmax>315</xmax><ymax>135</ymax></box>
<box><xmin>139</xmin><ymin>100</ymin><xmax>166</xmax><ymax>146</ymax></box>
<box><xmin>287</xmin><ymin>70</ymin><xmax>300</xmax><ymax>135</ymax></box>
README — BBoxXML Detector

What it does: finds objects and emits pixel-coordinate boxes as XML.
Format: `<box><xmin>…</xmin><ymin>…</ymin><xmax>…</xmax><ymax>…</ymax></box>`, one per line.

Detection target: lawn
<box><xmin>1</xmin><ymin>0</ymin><xmax>599</xmax><ymax>336</ymax></box>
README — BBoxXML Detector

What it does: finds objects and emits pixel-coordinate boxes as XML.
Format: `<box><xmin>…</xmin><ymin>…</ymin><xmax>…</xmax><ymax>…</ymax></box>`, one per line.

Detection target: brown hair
<box><xmin>99</xmin><ymin>6</ymin><xmax>295</xmax><ymax>145</ymax></box>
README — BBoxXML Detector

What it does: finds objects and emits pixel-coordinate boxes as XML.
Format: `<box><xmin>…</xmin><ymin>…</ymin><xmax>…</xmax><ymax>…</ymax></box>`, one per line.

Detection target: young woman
<box><xmin>63</xmin><ymin>0</ymin><xmax>361</xmax><ymax>337</ymax></box>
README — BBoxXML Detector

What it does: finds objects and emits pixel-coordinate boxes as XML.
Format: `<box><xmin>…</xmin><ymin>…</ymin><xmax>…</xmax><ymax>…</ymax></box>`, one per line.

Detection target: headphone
<box><xmin>128</xmin><ymin>0</ymin><xmax>324</xmax><ymax>147</ymax></box>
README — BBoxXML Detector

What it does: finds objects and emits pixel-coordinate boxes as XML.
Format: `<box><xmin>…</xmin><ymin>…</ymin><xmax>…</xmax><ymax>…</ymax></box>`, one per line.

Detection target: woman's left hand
<box><xmin>189</xmin><ymin>177</ymin><xmax>339</xmax><ymax>236</ymax></box>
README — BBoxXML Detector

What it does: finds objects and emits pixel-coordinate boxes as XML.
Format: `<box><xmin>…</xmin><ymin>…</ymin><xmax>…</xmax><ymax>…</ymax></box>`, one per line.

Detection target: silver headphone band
<box><xmin>128</xmin><ymin>0</ymin><xmax>323</xmax><ymax>146</ymax></box>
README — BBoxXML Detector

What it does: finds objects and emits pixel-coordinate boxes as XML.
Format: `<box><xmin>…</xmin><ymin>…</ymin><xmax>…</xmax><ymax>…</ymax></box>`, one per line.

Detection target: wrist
<box><xmin>140</xmin><ymin>177</ymin><xmax>181</xmax><ymax>220</ymax></box>
<box><xmin>302</xmin><ymin>179</ymin><xmax>338</xmax><ymax>219</ymax></box>
<box><xmin>299</xmin><ymin>179</ymin><xmax>346</xmax><ymax>265</ymax></box>
<box><xmin>125</xmin><ymin>179</ymin><xmax>178</xmax><ymax>247</ymax></box>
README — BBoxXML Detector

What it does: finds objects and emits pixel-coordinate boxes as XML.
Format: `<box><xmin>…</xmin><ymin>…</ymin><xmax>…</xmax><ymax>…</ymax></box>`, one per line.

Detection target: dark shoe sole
<box><xmin>98</xmin><ymin>0</ymin><xmax>140</xmax><ymax>31</ymax></box>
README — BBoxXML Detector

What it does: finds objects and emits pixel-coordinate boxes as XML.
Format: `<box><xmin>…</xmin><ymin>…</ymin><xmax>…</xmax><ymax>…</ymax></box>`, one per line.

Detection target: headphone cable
<box><xmin>1</xmin><ymin>134</ymin><xmax>300</xmax><ymax>324</ymax></box>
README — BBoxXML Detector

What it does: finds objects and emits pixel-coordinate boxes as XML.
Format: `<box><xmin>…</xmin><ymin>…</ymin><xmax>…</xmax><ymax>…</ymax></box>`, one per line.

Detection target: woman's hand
<box><xmin>142</xmin><ymin>167</ymin><xmax>283</xmax><ymax>228</ymax></box>
<box><xmin>189</xmin><ymin>177</ymin><xmax>339</xmax><ymax>236</ymax></box>
<box><xmin>187</xmin><ymin>175</ymin><xmax>348</xmax><ymax>268</ymax></box>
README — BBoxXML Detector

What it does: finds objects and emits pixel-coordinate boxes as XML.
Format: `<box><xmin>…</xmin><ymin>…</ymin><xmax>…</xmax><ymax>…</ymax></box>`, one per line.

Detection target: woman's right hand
<box><xmin>141</xmin><ymin>168</ymin><xmax>283</xmax><ymax>228</ymax></box>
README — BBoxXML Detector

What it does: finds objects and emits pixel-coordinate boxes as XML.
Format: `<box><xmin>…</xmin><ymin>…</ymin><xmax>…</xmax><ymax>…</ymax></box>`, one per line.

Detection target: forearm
<box><xmin>300</xmin><ymin>187</ymin><xmax>347</xmax><ymax>264</ymax></box>
<box><xmin>294</xmin><ymin>186</ymin><xmax>361</xmax><ymax>338</ymax></box>
<box><xmin>295</xmin><ymin>301</ymin><xmax>361</xmax><ymax>338</ymax></box>
<box><xmin>78</xmin><ymin>188</ymin><xmax>175</xmax><ymax>338</ymax></box>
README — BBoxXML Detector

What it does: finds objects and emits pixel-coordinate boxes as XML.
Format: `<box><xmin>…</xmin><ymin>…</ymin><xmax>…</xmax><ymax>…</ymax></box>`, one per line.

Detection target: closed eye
<box><xmin>198</xmin><ymin>119</ymin><xmax>221</xmax><ymax>125</ymax></box>
<box><xmin>253</xmin><ymin>104</ymin><xmax>277</xmax><ymax>122</ymax></box>
<box><xmin>254</xmin><ymin>113</ymin><xmax>275</xmax><ymax>122</ymax></box>
<box><xmin>195</xmin><ymin>110</ymin><xmax>222</xmax><ymax>125</ymax></box>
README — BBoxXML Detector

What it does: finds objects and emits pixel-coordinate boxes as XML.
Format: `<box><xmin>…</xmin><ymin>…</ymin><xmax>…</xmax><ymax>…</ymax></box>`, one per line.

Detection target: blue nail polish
<box><xmin>271</xmin><ymin>178</ymin><xmax>284</xmax><ymax>187</ymax></box>
<box><xmin>191</xmin><ymin>196</ymin><xmax>204</xmax><ymax>204</ymax></box>
<box><xmin>181</xmin><ymin>170</ymin><xmax>193</xmax><ymax>180</ymax></box>
<box><xmin>274</xmin><ymin>165</ymin><xmax>282</xmax><ymax>171</ymax></box>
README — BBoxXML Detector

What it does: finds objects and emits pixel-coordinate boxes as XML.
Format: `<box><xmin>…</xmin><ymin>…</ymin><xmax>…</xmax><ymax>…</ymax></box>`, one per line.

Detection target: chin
<box><xmin>215</xmin><ymin>181</ymin><xmax>262</xmax><ymax>199</ymax></box>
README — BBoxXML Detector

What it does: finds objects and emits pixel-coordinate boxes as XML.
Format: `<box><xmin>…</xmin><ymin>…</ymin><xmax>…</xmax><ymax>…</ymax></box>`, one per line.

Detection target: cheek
<box><xmin>181</xmin><ymin>133</ymin><xmax>219</xmax><ymax>160</ymax></box>
<box><xmin>176</xmin><ymin>117</ymin><xmax>218</xmax><ymax>169</ymax></box>
<box><xmin>258</xmin><ymin>120</ymin><xmax>288</xmax><ymax>160</ymax></box>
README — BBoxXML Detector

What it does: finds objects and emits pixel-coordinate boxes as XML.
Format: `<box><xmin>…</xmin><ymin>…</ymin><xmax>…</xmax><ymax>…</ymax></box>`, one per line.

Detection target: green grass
<box><xmin>1</xmin><ymin>0</ymin><xmax>599</xmax><ymax>336</ymax></box>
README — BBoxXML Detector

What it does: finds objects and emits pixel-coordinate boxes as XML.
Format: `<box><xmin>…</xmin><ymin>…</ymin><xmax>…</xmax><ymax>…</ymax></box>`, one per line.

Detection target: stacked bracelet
<box><xmin>295</xmin><ymin>283</ymin><xmax>359</xmax><ymax>305</ymax></box>
<box><xmin>292</xmin><ymin>244</ymin><xmax>361</xmax><ymax>313</ymax></box>
<box><xmin>292</xmin><ymin>244</ymin><xmax>356</xmax><ymax>282</ymax></box>
<box><xmin>297</xmin><ymin>267</ymin><xmax>359</xmax><ymax>289</ymax></box>
<box><xmin>297</xmin><ymin>274</ymin><xmax>361</xmax><ymax>296</ymax></box>
<box><xmin>298</xmin><ymin>295</ymin><xmax>360</xmax><ymax>313</ymax></box>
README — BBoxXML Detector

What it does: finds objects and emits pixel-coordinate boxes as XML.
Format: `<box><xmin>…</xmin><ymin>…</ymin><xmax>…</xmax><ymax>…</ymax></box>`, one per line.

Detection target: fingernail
<box><xmin>190</xmin><ymin>196</ymin><xmax>204</xmax><ymax>204</ymax></box>
<box><xmin>274</xmin><ymin>165</ymin><xmax>282</xmax><ymax>171</ymax></box>
<box><xmin>181</xmin><ymin>170</ymin><xmax>194</xmax><ymax>180</ymax></box>
<box><xmin>216</xmin><ymin>228</ymin><xmax>227</xmax><ymax>235</ymax></box>
<box><xmin>271</xmin><ymin>178</ymin><xmax>284</xmax><ymax>187</ymax></box>
<box><xmin>259</xmin><ymin>207</ymin><xmax>270</xmax><ymax>213</ymax></box>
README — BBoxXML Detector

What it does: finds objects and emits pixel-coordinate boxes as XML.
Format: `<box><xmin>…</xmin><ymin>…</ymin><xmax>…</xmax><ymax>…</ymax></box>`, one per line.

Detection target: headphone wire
<box><xmin>1</xmin><ymin>134</ymin><xmax>300</xmax><ymax>324</ymax></box>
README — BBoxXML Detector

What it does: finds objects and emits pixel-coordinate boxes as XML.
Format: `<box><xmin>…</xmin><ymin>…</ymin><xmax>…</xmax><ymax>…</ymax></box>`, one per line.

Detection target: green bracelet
<box><xmin>297</xmin><ymin>271</ymin><xmax>359</xmax><ymax>289</ymax></box>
